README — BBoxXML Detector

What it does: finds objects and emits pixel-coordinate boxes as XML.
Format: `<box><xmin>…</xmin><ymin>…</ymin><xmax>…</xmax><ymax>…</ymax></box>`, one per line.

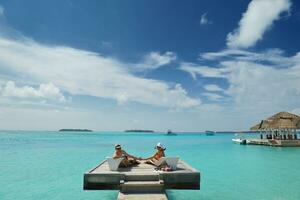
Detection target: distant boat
<box><xmin>166</xmin><ymin>129</ymin><xmax>177</xmax><ymax>136</ymax></box>
<box><xmin>205</xmin><ymin>130</ymin><xmax>215</xmax><ymax>136</ymax></box>
<box><xmin>232</xmin><ymin>133</ymin><xmax>246</xmax><ymax>144</ymax></box>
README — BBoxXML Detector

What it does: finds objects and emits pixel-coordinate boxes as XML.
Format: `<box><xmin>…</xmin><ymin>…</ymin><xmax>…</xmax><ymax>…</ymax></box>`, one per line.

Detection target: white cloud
<box><xmin>200</xmin><ymin>13</ymin><xmax>212</xmax><ymax>25</ymax></box>
<box><xmin>179</xmin><ymin>62</ymin><xmax>229</xmax><ymax>79</ymax></box>
<box><xmin>181</xmin><ymin>49</ymin><xmax>300</xmax><ymax>117</ymax></box>
<box><xmin>204</xmin><ymin>84</ymin><xmax>224</xmax><ymax>92</ymax></box>
<box><xmin>227</xmin><ymin>0</ymin><xmax>291</xmax><ymax>48</ymax></box>
<box><xmin>203</xmin><ymin>92</ymin><xmax>223</xmax><ymax>101</ymax></box>
<box><xmin>0</xmin><ymin>81</ymin><xmax>66</xmax><ymax>102</ymax></box>
<box><xmin>200</xmin><ymin>48</ymin><xmax>294</xmax><ymax>67</ymax></box>
<box><xmin>222</xmin><ymin>60</ymin><xmax>300</xmax><ymax>112</ymax></box>
<box><xmin>137</xmin><ymin>51</ymin><xmax>177</xmax><ymax>70</ymax></box>
<box><xmin>200</xmin><ymin>49</ymin><xmax>250</xmax><ymax>60</ymax></box>
<box><xmin>0</xmin><ymin>36</ymin><xmax>200</xmax><ymax>109</ymax></box>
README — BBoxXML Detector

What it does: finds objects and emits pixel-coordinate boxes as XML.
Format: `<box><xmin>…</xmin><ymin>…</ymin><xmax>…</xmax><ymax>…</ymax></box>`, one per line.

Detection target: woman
<box><xmin>143</xmin><ymin>142</ymin><xmax>166</xmax><ymax>167</ymax></box>
<box><xmin>113</xmin><ymin>144</ymin><xmax>140</xmax><ymax>167</ymax></box>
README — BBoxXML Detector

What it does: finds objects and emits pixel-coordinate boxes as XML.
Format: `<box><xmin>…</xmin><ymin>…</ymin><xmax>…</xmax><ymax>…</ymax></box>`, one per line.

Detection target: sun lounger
<box><xmin>106</xmin><ymin>157</ymin><xmax>123</xmax><ymax>171</ymax></box>
<box><xmin>153</xmin><ymin>157</ymin><xmax>179</xmax><ymax>170</ymax></box>
<box><xmin>164</xmin><ymin>157</ymin><xmax>179</xmax><ymax>170</ymax></box>
<box><xmin>153</xmin><ymin>158</ymin><xmax>167</xmax><ymax>166</ymax></box>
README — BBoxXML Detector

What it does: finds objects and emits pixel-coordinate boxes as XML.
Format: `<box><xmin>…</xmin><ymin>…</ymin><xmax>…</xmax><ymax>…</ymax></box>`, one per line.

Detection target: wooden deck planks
<box><xmin>117</xmin><ymin>192</ymin><xmax>168</xmax><ymax>200</ymax></box>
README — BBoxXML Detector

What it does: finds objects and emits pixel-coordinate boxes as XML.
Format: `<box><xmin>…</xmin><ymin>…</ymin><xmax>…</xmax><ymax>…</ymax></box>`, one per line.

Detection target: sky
<box><xmin>0</xmin><ymin>0</ymin><xmax>300</xmax><ymax>131</ymax></box>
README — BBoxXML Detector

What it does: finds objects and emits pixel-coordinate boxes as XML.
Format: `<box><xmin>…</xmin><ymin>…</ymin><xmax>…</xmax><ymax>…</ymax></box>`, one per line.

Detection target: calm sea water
<box><xmin>1</xmin><ymin>131</ymin><xmax>300</xmax><ymax>200</ymax></box>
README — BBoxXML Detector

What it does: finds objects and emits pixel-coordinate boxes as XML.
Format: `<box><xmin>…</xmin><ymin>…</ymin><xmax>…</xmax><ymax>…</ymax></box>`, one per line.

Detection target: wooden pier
<box><xmin>246</xmin><ymin>139</ymin><xmax>300</xmax><ymax>147</ymax></box>
<box><xmin>83</xmin><ymin>159</ymin><xmax>200</xmax><ymax>200</ymax></box>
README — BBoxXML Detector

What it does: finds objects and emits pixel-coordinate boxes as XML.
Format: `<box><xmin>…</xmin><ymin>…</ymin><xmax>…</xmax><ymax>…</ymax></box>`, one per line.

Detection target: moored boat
<box><xmin>232</xmin><ymin>138</ymin><xmax>247</xmax><ymax>144</ymax></box>
<box><xmin>232</xmin><ymin>133</ymin><xmax>246</xmax><ymax>144</ymax></box>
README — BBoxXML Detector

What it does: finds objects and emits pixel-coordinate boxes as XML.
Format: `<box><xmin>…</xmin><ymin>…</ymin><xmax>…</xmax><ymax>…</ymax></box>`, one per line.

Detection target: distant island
<box><xmin>124</xmin><ymin>130</ymin><xmax>154</xmax><ymax>133</ymax></box>
<box><xmin>59</xmin><ymin>129</ymin><xmax>93</xmax><ymax>132</ymax></box>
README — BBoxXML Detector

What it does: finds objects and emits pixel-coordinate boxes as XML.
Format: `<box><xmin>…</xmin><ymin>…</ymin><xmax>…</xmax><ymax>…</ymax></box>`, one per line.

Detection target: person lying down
<box><xmin>143</xmin><ymin>143</ymin><xmax>167</xmax><ymax>167</ymax></box>
<box><xmin>113</xmin><ymin>144</ymin><xmax>140</xmax><ymax>167</ymax></box>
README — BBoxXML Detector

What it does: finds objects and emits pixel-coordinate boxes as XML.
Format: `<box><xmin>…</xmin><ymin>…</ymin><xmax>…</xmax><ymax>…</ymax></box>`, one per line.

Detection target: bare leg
<box><xmin>128</xmin><ymin>158</ymin><xmax>140</xmax><ymax>165</ymax></box>
<box><xmin>144</xmin><ymin>159</ymin><xmax>156</xmax><ymax>166</ymax></box>
<box><xmin>119</xmin><ymin>159</ymin><xmax>130</xmax><ymax>168</ymax></box>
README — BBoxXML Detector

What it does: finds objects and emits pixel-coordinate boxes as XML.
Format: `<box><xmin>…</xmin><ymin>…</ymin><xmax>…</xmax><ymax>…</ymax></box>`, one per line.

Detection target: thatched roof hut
<box><xmin>251</xmin><ymin>111</ymin><xmax>300</xmax><ymax>130</ymax></box>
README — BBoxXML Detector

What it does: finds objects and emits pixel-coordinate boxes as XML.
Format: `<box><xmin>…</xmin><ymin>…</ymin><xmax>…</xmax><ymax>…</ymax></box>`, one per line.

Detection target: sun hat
<box><xmin>115</xmin><ymin>144</ymin><xmax>121</xmax><ymax>149</ymax></box>
<box><xmin>155</xmin><ymin>142</ymin><xmax>166</xmax><ymax>150</ymax></box>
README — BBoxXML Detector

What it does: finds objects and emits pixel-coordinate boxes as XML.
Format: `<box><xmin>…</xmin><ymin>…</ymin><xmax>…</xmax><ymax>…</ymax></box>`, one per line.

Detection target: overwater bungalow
<box><xmin>248</xmin><ymin>111</ymin><xmax>300</xmax><ymax>147</ymax></box>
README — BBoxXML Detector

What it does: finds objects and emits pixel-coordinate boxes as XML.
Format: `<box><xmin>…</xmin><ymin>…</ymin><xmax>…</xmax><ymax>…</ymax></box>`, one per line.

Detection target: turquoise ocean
<box><xmin>1</xmin><ymin>131</ymin><xmax>300</xmax><ymax>200</ymax></box>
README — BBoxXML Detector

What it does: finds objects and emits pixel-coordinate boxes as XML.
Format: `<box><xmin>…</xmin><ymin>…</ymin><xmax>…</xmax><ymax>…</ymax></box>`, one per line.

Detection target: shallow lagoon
<box><xmin>1</xmin><ymin>131</ymin><xmax>300</xmax><ymax>200</ymax></box>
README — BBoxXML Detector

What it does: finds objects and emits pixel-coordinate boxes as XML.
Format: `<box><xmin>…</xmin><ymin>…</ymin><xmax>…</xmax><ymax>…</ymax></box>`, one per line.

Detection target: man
<box><xmin>113</xmin><ymin>144</ymin><xmax>140</xmax><ymax>167</ymax></box>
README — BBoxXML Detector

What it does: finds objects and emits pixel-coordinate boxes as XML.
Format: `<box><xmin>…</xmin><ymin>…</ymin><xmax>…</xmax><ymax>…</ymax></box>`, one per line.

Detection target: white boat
<box><xmin>232</xmin><ymin>138</ymin><xmax>246</xmax><ymax>144</ymax></box>
<box><xmin>232</xmin><ymin>133</ymin><xmax>246</xmax><ymax>144</ymax></box>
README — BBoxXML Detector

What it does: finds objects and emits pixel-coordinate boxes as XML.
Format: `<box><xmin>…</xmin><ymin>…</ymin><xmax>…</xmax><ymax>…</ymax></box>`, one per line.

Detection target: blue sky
<box><xmin>0</xmin><ymin>0</ymin><xmax>300</xmax><ymax>131</ymax></box>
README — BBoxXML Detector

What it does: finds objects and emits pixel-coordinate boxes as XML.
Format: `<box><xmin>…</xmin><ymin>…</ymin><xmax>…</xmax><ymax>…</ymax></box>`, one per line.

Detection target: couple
<box><xmin>113</xmin><ymin>142</ymin><xmax>166</xmax><ymax>168</ymax></box>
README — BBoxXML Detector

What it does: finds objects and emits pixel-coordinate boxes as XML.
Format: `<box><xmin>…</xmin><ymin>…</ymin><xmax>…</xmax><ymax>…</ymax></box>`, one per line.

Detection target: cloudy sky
<box><xmin>0</xmin><ymin>0</ymin><xmax>299</xmax><ymax>131</ymax></box>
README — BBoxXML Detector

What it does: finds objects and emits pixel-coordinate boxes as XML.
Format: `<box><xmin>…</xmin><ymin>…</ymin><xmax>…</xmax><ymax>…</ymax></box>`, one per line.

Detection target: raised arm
<box><xmin>122</xmin><ymin>150</ymin><xmax>138</xmax><ymax>159</ymax></box>
<box><xmin>142</xmin><ymin>152</ymin><xmax>157</xmax><ymax>160</ymax></box>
